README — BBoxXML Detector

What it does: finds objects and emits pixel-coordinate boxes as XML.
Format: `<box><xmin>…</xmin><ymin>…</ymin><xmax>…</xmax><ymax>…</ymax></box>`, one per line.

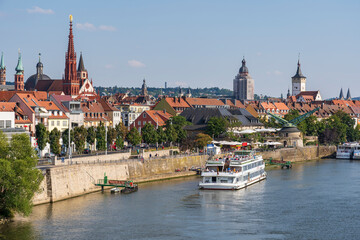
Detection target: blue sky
<box><xmin>0</xmin><ymin>0</ymin><xmax>359</xmax><ymax>99</ymax></box>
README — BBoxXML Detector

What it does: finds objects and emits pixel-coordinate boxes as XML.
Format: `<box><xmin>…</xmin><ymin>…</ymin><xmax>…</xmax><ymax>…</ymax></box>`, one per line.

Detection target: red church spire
<box><xmin>63</xmin><ymin>15</ymin><xmax>79</xmax><ymax>96</ymax></box>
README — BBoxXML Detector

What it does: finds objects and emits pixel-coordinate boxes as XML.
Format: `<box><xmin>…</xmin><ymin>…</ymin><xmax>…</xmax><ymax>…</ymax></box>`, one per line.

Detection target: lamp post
<box><xmin>68</xmin><ymin>120</ymin><xmax>72</xmax><ymax>163</ymax></box>
<box><xmin>105</xmin><ymin>121</ymin><xmax>108</xmax><ymax>155</ymax></box>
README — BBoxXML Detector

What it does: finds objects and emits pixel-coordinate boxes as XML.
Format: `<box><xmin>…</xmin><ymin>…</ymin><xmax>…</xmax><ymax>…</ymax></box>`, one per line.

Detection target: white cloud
<box><xmin>76</xmin><ymin>23</ymin><xmax>116</xmax><ymax>32</ymax></box>
<box><xmin>256</xmin><ymin>52</ymin><xmax>262</xmax><ymax>56</ymax></box>
<box><xmin>105</xmin><ymin>64</ymin><xmax>113</xmax><ymax>69</ymax></box>
<box><xmin>27</xmin><ymin>6</ymin><xmax>54</xmax><ymax>14</ymax></box>
<box><xmin>128</xmin><ymin>60</ymin><xmax>145</xmax><ymax>68</ymax></box>
<box><xmin>76</xmin><ymin>23</ymin><xmax>96</xmax><ymax>31</ymax></box>
<box><xmin>99</xmin><ymin>25</ymin><xmax>117</xmax><ymax>32</ymax></box>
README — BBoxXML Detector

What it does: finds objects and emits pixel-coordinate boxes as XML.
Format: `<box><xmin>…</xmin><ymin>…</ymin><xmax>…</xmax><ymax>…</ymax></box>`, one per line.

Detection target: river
<box><xmin>1</xmin><ymin>159</ymin><xmax>360</xmax><ymax>240</ymax></box>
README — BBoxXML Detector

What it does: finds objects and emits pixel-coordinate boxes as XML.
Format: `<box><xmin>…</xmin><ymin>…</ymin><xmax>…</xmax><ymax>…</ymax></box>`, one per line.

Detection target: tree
<box><xmin>115</xmin><ymin>135</ymin><xmax>124</xmax><ymax>149</ymax></box>
<box><xmin>107</xmin><ymin>127</ymin><xmax>117</xmax><ymax>149</ymax></box>
<box><xmin>157</xmin><ymin>127</ymin><xmax>167</xmax><ymax>144</ymax></box>
<box><xmin>165</xmin><ymin>124</ymin><xmax>177</xmax><ymax>144</ymax></box>
<box><xmin>206</xmin><ymin>117</ymin><xmax>229</xmax><ymax>138</ymax></box>
<box><xmin>195</xmin><ymin>133</ymin><xmax>213</xmax><ymax>148</ymax></box>
<box><xmin>96</xmin><ymin>123</ymin><xmax>106</xmax><ymax>151</ymax></box>
<box><xmin>62</xmin><ymin>128</ymin><xmax>74</xmax><ymax>149</ymax></box>
<box><xmin>0</xmin><ymin>132</ymin><xmax>43</xmax><ymax>219</ymax></box>
<box><xmin>318</xmin><ymin>114</ymin><xmax>347</xmax><ymax>145</ymax></box>
<box><xmin>168</xmin><ymin>116</ymin><xmax>190</xmax><ymax>143</ymax></box>
<box><xmin>74</xmin><ymin>126</ymin><xmax>88</xmax><ymax>154</ymax></box>
<box><xmin>115</xmin><ymin>122</ymin><xmax>128</xmax><ymax>139</ymax></box>
<box><xmin>141</xmin><ymin>123</ymin><xmax>158</xmax><ymax>144</ymax></box>
<box><xmin>87</xmin><ymin>126</ymin><xmax>96</xmax><ymax>150</ymax></box>
<box><xmin>126</xmin><ymin>127</ymin><xmax>142</xmax><ymax>146</ymax></box>
<box><xmin>35</xmin><ymin>123</ymin><xmax>48</xmax><ymax>154</ymax></box>
<box><xmin>49</xmin><ymin>128</ymin><xmax>61</xmax><ymax>155</ymax></box>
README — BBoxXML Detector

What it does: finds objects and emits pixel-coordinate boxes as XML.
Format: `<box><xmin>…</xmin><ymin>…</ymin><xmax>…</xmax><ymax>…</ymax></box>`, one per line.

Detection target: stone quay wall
<box><xmin>261</xmin><ymin>145</ymin><xmax>336</xmax><ymax>162</ymax></box>
<box><xmin>33</xmin><ymin>154</ymin><xmax>208</xmax><ymax>205</ymax></box>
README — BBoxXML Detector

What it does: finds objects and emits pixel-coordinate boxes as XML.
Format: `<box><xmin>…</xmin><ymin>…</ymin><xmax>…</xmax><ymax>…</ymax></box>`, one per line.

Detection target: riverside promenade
<box><xmin>33</xmin><ymin>145</ymin><xmax>336</xmax><ymax>205</ymax></box>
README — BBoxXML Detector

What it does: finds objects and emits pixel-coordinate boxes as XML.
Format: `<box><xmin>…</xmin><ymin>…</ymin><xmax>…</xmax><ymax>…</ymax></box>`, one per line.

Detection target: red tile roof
<box><xmin>146</xmin><ymin>110</ymin><xmax>173</xmax><ymax>126</ymax></box>
<box><xmin>185</xmin><ymin>98</ymin><xmax>225</xmax><ymax>107</ymax></box>
<box><xmin>164</xmin><ymin>97</ymin><xmax>191</xmax><ymax>108</ymax></box>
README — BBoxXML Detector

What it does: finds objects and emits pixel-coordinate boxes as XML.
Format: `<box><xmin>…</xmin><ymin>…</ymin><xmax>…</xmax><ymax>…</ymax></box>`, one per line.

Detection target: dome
<box><xmin>25</xmin><ymin>73</ymin><xmax>51</xmax><ymax>90</ymax></box>
<box><xmin>239</xmin><ymin>58</ymin><xmax>248</xmax><ymax>74</ymax></box>
<box><xmin>36</xmin><ymin>61</ymin><xmax>43</xmax><ymax>68</ymax></box>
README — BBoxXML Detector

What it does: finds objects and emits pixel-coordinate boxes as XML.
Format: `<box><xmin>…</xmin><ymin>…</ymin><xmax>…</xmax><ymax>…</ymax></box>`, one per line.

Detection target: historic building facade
<box><xmin>233</xmin><ymin>58</ymin><xmax>254</xmax><ymax>100</ymax></box>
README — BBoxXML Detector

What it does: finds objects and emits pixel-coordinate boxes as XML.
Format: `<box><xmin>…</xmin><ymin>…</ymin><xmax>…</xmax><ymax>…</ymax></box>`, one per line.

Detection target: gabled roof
<box><xmin>99</xmin><ymin>98</ymin><xmax>119</xmax><ymax>111</ymax></box>
<box><xmin>0</xmin><ymin>102</ymin><xmax>17</xmax><ymax>112</ymax></box>
<box><xmin>185</xmin><ymin>98</ymin><xmax>225</xmax><ymax>107</ymax></box>
<box><xmin>164</xmin><ymin>97</ymin><xmax>191</xmax><ymax>108</ymax></box>
<box><xmin>35</xmin><ymin>79</ymin><xmax>63</xmax><ymax>92</ymax></box>
<box><xmin>273</xmin><ymin>102</ymin><xmax>289</xmax><ymax>111</ymax></box>
<box><xmin>37</xmin><ymin>101</ymin><xmax>60</xmax><ymax>111</ymax></box>
<box><xmin>260</xmin><ymin>102</ymin><xmax>276</xmax><ymax>110</ymax></box>
<box><xmin>296</xmin><ymin>91</ymin><xmax>319</xmax><ymax>97</ymax></box>
<box><xmin>145</xmin><ymin>110</ymin><xmax>173</xmax><ymax>126</ymax></box>
<box><xmin>225</xmin><ymin>99</ymin><xmax>245</xmax><ymax>108</ymax></box>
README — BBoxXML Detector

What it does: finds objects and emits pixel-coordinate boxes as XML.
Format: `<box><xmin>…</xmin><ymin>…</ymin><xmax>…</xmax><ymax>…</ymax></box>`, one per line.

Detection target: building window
<box><xmin>63</xmin><ymin>121</ymin><xmax>67</xmax><ymax>126</ymax></box>
<box><xmin>0</xmin><ymin>120</ymin><xmax>4</xmax><ymax>128</ymax></box>
<box><xmin>143</xmin><ymin>121</ymin><xmax>146</xmax><ymax>125</ymax></box>
<box><xmin>51</xmin><ymin>121</ymin><xmax>54</xmax><ymax>126</ymax></box>
<box><xmin>57</xmin><ymin>121</ymin><xmax>60</xmax><ymax>126</ymax></box>
<box><xmin>5</xmin><ymin>120</ymin><xmax>11</xmax><ymax>128</ymax></box>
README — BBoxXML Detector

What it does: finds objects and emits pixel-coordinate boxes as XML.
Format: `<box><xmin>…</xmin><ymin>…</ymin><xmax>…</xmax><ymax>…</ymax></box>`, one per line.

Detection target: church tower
<box><xmin>14</xmin><ymin>50</ymin><xmax>24</xmax><ymax>91</ymax></box>
<box><xmin>291</xmin><ymin>59</ymin><xmax>306</xmax><ymax>96</ymax></box>
<box><xmin>233</xmin><ymin>57</ymin><xmax>254</xmax><ymax>100</ymax></box>
<box><xmin>77</xmin><ymin>52</ymin><xmax>88</xmax><ymax>87</ymax></box>
<box><xmin>63</xmin><ymin>15</ymin><xmax>79</xmax><ymax>97</ymax></box>
<box><xmin>141</xmin><ymin>79</ymin><xmax>148</xmax><ymax>96</ymax></box>
<box><xmin>0</xmin><ymin>52</ymin><xmax>5</xmax><ymax>86</ymax></box>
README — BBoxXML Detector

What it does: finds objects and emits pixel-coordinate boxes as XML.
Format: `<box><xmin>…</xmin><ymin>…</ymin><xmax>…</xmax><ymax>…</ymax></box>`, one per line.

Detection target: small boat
<box><xmin>336</xmin><ymin>143</ymin><xmax>360</xmax><ymax>159</ymax></box>
<box><xmin>121</xmin><ymin>186</ymin><xmax>138</xmax><ymax>194</ymax></box>
<box><xmin>110</xmin><ymin>187</ymin><xmax>120</xmax><ymax>193</ymax></box>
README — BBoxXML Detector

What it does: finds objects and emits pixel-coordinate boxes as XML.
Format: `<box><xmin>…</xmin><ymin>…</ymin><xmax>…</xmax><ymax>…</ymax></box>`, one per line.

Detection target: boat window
<box><xmin>212</xmin><ymin>177</ymin><xmax>217</xmax><ymax>183</ymax></box>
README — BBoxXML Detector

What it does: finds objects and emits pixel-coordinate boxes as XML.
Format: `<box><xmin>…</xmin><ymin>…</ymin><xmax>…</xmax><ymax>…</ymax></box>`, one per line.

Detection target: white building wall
<box><xmin>0</xmin><ymin>112</ymin><xmax>15</xmax><ymax>128</ymax></box>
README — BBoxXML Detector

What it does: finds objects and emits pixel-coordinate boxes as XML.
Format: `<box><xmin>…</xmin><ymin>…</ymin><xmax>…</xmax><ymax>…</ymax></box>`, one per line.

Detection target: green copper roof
<box><xmin>15</xmin><ymin>51</ymin><xmax>24</xmax><ymax>74</ymax></box>
<box><xmin>0</xmin><ymin>52</ymin><xmax>4</xmax><ymax>70</ymax></box>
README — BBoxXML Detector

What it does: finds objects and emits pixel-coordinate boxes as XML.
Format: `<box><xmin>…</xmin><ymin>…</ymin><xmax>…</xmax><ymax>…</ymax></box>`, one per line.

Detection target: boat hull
<box><xmin>199</xmin><ymin>174</ymin><xmax>266</xmax><ymax>190</ymax></box>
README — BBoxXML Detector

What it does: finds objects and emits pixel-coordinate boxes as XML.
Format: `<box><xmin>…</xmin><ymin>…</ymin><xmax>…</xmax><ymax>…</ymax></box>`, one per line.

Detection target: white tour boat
<box><xmin>336</xmin><ymin>143</ymin><xmax>360</xmax><ymax>159</ymax></box>
<box><xmin>199</xmin><ymin>150</ymin><xmax>266</xmax><ymax>190</ymax></box>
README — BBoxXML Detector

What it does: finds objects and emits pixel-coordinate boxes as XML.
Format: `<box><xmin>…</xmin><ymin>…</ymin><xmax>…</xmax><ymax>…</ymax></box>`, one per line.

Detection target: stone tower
<box><xmin>291</xmin><ymin>59</ymin><xmax>306</xmax><ymax>96</ymax></box>
<box><xmin>63</xmin><ymin>15</ymin><xmax>79</xmax><ymax>97</ymax></box>
<box><xmin>233</xmin><ymin>57</ymin><xmax>254</xmax><ymax>100</ymax></box>
<box><xmin>0</xmin><ymin>52</ymin><xmax>5</xmax><ymax>86</ymax></box>
<box><xmin>77</xmin><ymin>52</ymin><xmax>88</xmax><ymax>87</ymax></box>
<box><xmin>14</xmin><ymin>51</ymin><xmax>24</xmax><ymax>91</ymax></box>
<box><xmin>141</xmin><ymin>79</ymin><xmax>148</xmax><ymax>96</ymax></box>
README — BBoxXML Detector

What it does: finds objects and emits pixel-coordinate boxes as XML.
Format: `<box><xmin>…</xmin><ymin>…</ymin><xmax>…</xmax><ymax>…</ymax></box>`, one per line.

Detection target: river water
<box><xmin>1</xmin><ymin>159</ymin><xmax>360</xmax><ymax>240</ymax></box>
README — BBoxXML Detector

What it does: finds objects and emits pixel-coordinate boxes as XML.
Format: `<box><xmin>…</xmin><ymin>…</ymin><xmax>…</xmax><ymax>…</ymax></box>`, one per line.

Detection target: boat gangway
<box><xmin>265</xmin><ymin>158</ymin><xmax>292</xmax><ymax>169</ymax></box>
<box><xmin>95</xmin><ymin>174</ymin><xmax>138</xmax><ymax>193</ymax></box>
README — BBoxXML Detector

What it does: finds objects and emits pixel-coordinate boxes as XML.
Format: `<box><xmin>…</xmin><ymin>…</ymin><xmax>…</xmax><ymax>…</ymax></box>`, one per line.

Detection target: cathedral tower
<box><xmin>77</xmin><ymin>52</ymin><xmax>88</xmax><ymax>86</ymax></box>
<box><xmin>63</xmin><ymin>15</ymin><xmax>79</xmax><ymax>96</ymax></box>
<box><xmin>14</xmin><ymin>51</ymin><xmax>24</xmax><ymax>91</ymax></box>
<box><xmin>0</xmin><ymin>52</ymin><xmax>5</xmax><ymax>86</ymax></box>
<box><xmin>291</xmin><ymin>59</ymin><xmax>306</xmax><ymax>96</ymax></box>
